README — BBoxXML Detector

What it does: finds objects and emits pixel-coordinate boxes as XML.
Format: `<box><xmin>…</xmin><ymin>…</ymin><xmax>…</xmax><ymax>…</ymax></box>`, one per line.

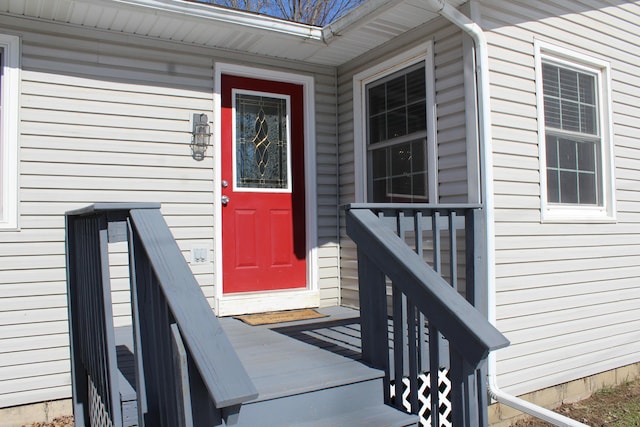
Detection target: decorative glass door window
<box><xmin>366</xmin><ymin>63</ymin><xmax>428</xmax><ymax>202</ymax></box>
<box><xmin>234</xmin><ymin>91</ymin><xmax>291</xmax><ymax>191</ymax></box>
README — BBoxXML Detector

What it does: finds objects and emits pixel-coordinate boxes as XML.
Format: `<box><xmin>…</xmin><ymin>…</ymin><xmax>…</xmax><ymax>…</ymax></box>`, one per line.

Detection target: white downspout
<box><xmin>423</xmin><ymin>1</ymin><xmax>588</xmax><ymax>426</ymax></box>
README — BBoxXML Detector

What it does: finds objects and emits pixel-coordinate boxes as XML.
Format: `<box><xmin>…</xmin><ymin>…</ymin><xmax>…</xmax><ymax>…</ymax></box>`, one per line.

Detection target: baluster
<box><xmin>414</xmin><ymin>212</ymin><xmax>429</xmax><ymax>373</ymax></box>
<box><xmin>407</xmin><ymin>303</ymin><xmax>419</xmax><ymax>414</ymax></box>
<box><xmin>432</xmin><ymin>212</ymin><xmax>441</xmax><ymax>273</ymax></box>
<box><xmin>392</xmin><ymin>284</ymin><xmax>405</xmax><ymax>410</ymax></box>
<box><xmin>449</xmin><ymin>212</ymin><xmax>458</xmax><ymax>290</ymax></box>
<box><xmin>428</xmin><ymin>325</ymin><xmax>440</xmax><ymax>427</ymax></box>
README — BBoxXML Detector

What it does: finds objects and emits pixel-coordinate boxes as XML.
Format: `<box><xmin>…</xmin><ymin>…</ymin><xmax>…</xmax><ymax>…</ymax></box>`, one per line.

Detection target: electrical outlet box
<box><xmin>191</xmin><ymin>247</ymin><xmax>209</xmax><ymax>264</ymax></box>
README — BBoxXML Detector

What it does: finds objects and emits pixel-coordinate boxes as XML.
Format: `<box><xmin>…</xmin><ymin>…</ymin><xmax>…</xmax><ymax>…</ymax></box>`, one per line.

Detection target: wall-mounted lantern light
<box><xmin>191</xmin><ymin>113</ymin><xmax>211</xmax><ymax>161</ymax></box>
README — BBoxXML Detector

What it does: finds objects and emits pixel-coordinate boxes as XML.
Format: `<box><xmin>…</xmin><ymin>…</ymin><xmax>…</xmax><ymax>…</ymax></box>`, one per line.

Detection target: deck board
<box><xmin>218</xmin><ymin>306</ymin><xmax>378</xmax><ymax>402</ymax></box>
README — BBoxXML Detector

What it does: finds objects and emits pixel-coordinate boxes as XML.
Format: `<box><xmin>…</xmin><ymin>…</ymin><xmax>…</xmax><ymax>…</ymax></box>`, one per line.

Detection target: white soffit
<box><xmin>0</xmin><ymin>0</ymin><xmax>466</xmax><ymax>66</ymax></box>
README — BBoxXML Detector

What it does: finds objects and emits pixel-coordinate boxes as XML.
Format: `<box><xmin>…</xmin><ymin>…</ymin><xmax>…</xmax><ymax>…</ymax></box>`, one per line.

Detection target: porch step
<box><xmin>115</xmin><ymin>307</ymin><xmax>417</xmax><ymax>426</ymax></box>
<box><xmin>296</xmin><ymin>405</ymin><xmax>418</xmax><ymax>427</ymax></box>
<box><xmin>219</xmin><ymin>307</ymin><xmax>417</xmax><ymax>426</ymax></box>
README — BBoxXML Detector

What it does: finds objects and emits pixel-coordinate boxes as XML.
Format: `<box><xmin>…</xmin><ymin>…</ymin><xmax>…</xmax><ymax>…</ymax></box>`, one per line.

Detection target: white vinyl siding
<box><xmin>479</xmin><ymin>0</ymin><xmax>640</xmax><ymax>397</ymax></box>
<box><xmin>0</xmin><ymin>15</ymin><xmax>339</xmax><ymax>408</ymax></box>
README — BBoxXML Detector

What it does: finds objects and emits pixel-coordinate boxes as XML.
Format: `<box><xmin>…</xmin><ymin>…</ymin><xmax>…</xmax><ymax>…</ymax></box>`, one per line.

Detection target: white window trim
<box><xmin>212</xmin><ymin>62</ymin><xmax>318</xmax><ymax>316</ymax></box>
<box><xmin>353</xmin><ymin>41</ymin><xmax>437</xmax><ymax>203</ymax></box>
<box><xmin>0</xmin><ymin>34</ymin><xmax>19</xmax><ymax>230</ymax></box>
<box><xmin>535</xmin><ymin>40</ymin><xmax>616</xmax><ymax>222</ymax></box>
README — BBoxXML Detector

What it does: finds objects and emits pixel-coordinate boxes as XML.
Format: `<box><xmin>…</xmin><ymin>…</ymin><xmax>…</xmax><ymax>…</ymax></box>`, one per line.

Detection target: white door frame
<box><xmin>213</xmin><ymin>62</ymin><xmax>319</xmax><ymax>316</ymax></box>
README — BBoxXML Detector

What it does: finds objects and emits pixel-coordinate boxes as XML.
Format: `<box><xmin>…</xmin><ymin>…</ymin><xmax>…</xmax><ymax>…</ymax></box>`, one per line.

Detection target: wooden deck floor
<box><xmin>114</xmin><ymin>306</ymin><xmax>367</xmax><ymax>398</ymax></box>
<box><xmin>218</xmin><ymin>306</ymin><xmax>370</xmax><ymax>403</ymax></box>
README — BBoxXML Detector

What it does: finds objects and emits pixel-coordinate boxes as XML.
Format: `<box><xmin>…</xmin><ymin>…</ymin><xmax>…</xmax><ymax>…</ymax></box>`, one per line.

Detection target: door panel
<box><xmin>221</xmin><ymin>74</ymin><xmax>306</xmax><ymax>294</ymax></box>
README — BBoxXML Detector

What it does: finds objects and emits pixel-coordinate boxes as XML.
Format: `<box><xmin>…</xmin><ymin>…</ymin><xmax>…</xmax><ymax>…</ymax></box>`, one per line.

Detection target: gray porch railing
<box><xmin>65</xmin><ymin>203</ymin><xmax>257</xmax><ymax>427</ymax></box>
<box><xmin>346</xmin><ymin>203</ymin><xmax>509</xmax><ymax>427</ymax></box>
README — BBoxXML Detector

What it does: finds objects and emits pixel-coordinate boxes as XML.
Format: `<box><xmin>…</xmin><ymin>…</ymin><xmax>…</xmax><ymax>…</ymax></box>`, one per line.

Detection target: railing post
<box><xmin>466</xmin><ymin>208</ymin><xmax>487</xmax><ymax>313</ymax></box>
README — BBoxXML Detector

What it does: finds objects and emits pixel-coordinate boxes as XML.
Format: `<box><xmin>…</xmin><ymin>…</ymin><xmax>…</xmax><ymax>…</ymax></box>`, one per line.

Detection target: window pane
<box><xmin>577</xmin><ymin>141</ymin><xmax>596</xmax><ymax>172</ymax></box>
<box><xmin>371</xmin><ymin>177</ymin><xmax>387</xmax><ymax>202</ymax></box>
<box><xmin>390</xmin><ymin>175</ymin><xmax>411</xmax><ymax>197</ymax></box>
<box><xmin>369</xmin><ymin>84</ymin><xmax>386</xmax><ymax>115</ymax></box>
<box><xmin>386</xmin><ymin>76</ymin><xmax>405</xmax><ymax>110</ymax></box>
<box><xmin>578</xmin><ymin>172</ymin><xmax>597</xmax><ymax>204</ymax></box>
<box><xmin>560</xmin><ymin>170</ymin><xmax>578</xmax><ymax>203</ymax></box>
<box><xmin>406</xmin><ymin>68</ymin><xmax>425</xmax><ymax>104</ymax></box>
<box><xmin>559</xmin><ymin>68</ymin><xmax>579</xmax><ymax>101</ymax></box>
<box><xmin>369</xmin><ymin>114</ymin><xmax>385</xmax><ymax>144</ymax></box>
<box><xmin>387</xmin><ymin>108</ymin><xmax>406</xmax><ymax>139</ymax></box>
<box><xmin>412</xmin><ymin>174</ymin><xmax>426</xmax><ymax>197</ymax></box>
<box><xmin>407</xmin><ymin>102</ymin><xmax>426</xmax><ymax>134</ymax></box>
<box><xmin>558</xmin><ymin>138</ymin><xmax>577</xmax><ymax>170</ymax></box>
<box><xmin>411</xmin><ymin>140</ymin><xmax>426</xmax><ymax>172</ymax></box>
<box><xmin>371</xmin><ymin>148</ymin><xmax>386</xmax><ymax>177</ymax></box>
<box><xmin>542</xmin><ymin>63</ymin><xmax>559</xmax><ymax>97</ymax></box>
<box><xmin>390</xmin><ymin>143</ymin><xmax>412</xmax><ymax>176</ymax></box>
<box><xmin>546</xmin><ymin>135</ymin><xmax>558</xmax><ymax>168</ymax></box>
<box><xmin>580</xmin><ymin>105</ymin><xmax>597</xmax><ymax>134</ymax></box>
<box><xmin>236</xmin><ymin>93</ymin><xmax>289</xmax><ymax>189</ymax></box>
<box><xmin>561</xmin><ymin>100</ymin><xmax>580</xmax><ymax>132</ymax></box>
<box><xmin>544</xmin><ymin>96</ymin><xmax>561</xmax><ymax>129</ymax></box>
<box><xmin>578</xmin><ymin>73</ymin><xmax>595</xmax><ymax>104</ymax></box>
<box><xmin>547</xmin><ymin>169</ymin><xmax>560</xmax><ymax>203</ymax></box>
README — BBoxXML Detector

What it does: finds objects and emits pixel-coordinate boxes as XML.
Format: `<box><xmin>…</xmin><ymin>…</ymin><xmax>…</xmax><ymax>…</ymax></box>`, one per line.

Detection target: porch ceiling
<box><xmin>0</xmin><ymin>0</ymin><xmax>466</xmax><ymax>67</ymax></box>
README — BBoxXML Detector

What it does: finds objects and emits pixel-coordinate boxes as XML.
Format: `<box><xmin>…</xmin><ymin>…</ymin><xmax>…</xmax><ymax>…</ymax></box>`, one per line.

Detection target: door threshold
<box><xmin>215</xmin><ymin>288</ymin><xmax>320</xmax><ymax>317</ymax></box>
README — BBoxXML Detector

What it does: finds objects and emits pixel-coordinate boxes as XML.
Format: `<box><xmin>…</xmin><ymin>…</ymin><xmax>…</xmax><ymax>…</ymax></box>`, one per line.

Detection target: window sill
<box><xmin>541</xmin><ymin>205</ymin><xmax>616</xmax><ymax>223</ymax></box>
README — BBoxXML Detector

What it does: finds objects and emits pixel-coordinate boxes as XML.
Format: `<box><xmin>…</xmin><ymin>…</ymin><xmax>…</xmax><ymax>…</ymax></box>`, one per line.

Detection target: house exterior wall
<box><xmin>337</xmin><ymin>15</ymin><xmax>471</xmax><ymax>308</ymax></box>
<box><xmin>477</xmin><ymin>0</ymin><xmax>640</xmax><ymax>396</ymax></box>
<box><xmin>0</xmin><ymin>15</ymin><xmax>339</xmax><ymax>409</ymax></box>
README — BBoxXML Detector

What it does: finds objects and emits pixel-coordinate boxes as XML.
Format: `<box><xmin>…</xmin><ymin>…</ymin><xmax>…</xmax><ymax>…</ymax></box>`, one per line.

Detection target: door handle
<box><xmin>221</xmin><ymin>195</ymin><xmax>230</xmax><ymax>206</ymax></box>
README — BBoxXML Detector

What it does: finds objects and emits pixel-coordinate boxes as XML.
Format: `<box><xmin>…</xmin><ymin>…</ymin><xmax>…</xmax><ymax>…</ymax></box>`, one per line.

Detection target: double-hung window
<box><xmin>0</xmin><ymin>34</ymin><xmax>19</xmax><ymax>229</ymax></box>
<box><xmin>536</xmin><ymin>41</ymin><xmax>615</xmax><ymax>221</ymax></box>
<box><xmin>367</xmin><ymin>63</ymin><xmax>428</xmax><ymax>202</ymax></box>
<box><xmin>354</xmin><ymin>42</ymin><xmax>436</xmax><ymax>204</ymax></box>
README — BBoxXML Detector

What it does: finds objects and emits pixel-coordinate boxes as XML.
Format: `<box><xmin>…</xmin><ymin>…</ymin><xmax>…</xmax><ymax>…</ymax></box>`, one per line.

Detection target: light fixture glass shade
<box><xmin>191</xmin><ymin>113</ymin><xmax>211</xmax><ymax>161</ymax></box>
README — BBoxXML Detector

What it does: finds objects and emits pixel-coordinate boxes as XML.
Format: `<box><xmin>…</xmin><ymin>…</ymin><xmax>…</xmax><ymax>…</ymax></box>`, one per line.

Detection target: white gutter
<box><xmin>423</xmin><ymin>1</ymin><xmax>588</xmax><ymax>426</ymax></box>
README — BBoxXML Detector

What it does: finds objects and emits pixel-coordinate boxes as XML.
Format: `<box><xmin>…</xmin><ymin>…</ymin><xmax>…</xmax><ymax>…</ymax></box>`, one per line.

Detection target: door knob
<box><xmin>221</xmin><ymin>195</ymin><xmax>230</xmax><ymax>206</ymax></box>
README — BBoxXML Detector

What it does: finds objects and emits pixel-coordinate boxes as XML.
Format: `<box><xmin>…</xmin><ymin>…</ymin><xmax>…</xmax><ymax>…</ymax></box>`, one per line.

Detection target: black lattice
<box><xmin>390</xmin><ymin>369</ymin><xmax>452</xmax><ymax>427</ymax></box>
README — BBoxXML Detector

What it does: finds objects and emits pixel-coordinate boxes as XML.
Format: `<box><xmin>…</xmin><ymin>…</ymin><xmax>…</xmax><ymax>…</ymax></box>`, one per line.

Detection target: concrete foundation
<box><xmin>489</xmin><ymin>362</ymin><xmax>640</xmax><ymax>426</ymax></box>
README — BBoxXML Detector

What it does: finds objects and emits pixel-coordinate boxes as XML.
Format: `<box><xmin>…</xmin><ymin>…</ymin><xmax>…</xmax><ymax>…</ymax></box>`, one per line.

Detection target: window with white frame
<box><xmin>367</xmin><ymin>63</ymin><xmax>428</xmax><ymax>202</ymax></box>
<box><xmin>536</xmin><ymin>41</ymin><xmax>615</xmax><ymax>221</ymax></box>
<box><xmin>0</xmin><ymin>34</ymin><xmax>19</xmax><ymax>229</ymax></box>
<box><xmin>354</xmin><ymin>43</ymin><xmax>436</xmax><ymax>204</ymax></box>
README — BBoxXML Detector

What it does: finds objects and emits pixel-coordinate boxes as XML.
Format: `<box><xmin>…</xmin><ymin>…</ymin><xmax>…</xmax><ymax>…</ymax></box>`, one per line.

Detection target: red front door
<box><xmin>221</xmin><ymin>74</ymin><xmax>306</xmax><ymax>294</ymax></box>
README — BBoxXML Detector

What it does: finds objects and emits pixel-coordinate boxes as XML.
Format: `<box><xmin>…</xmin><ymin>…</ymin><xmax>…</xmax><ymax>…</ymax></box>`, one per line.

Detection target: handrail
<box><xmin>346</xmin><ymin>207</ymin><xmax>508</xmax><ymax>364</ymax></box>
<box><xmin>66</xmin><ymin>203</ymin><xmax>257</xmax><ymax>426</ymax></box>
<box><xmin>346</xmin><ymin>204</ymin><xmax>508</xmax><ymax>427</ymax></box>
<box><xmin>128</xmin><ymin>208</ymin><xmax>258</xmax><ymax>407</ymax></box>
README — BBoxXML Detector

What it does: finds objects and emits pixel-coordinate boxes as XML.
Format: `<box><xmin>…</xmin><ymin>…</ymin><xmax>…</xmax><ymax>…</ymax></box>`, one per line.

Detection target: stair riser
<box><xmin>235</xmin><ymin>378</ymin><xmax>384</xmax><ymax>426</ymax></box>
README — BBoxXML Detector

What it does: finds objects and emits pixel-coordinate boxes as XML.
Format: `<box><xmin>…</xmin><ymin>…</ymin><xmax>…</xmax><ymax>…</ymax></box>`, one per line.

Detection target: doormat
<box><xmin>235</xmin><ymin>309</ymin><xmax>328</xmax><ymax>326</ymax></box>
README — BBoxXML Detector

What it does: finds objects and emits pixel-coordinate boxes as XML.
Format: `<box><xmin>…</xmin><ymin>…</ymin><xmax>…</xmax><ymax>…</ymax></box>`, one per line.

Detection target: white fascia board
<box><xmin>88</xmin><ymin>0</ymin><xmax>324</xmax><ymax>40</ymax></box>
<box><xmin>322</xmin><ymin>0</ymin><xmax>403</xmax><ymax>42</ymax></box>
